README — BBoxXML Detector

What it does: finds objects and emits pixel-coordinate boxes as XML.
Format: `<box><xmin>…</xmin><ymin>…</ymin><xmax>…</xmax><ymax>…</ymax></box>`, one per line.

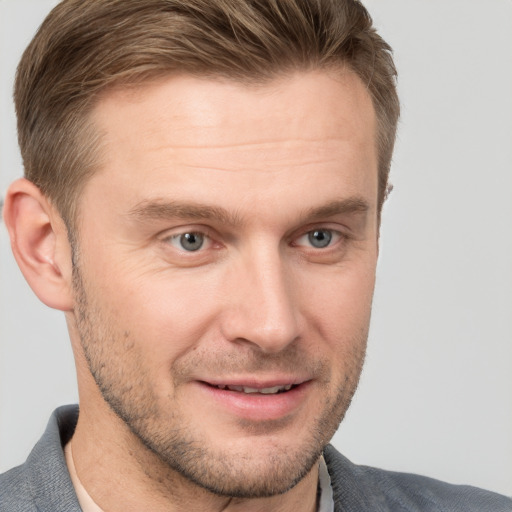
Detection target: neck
<box><xmin>70</xmin><ymin>402</ymin><xmax>319</xmax><ymax>512</ymax></box>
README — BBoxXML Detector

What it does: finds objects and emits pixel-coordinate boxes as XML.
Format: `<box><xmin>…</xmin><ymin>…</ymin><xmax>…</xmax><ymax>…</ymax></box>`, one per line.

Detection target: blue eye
<box><xmin>170</xmin><ymin>232</ymin><xmax>206</xmax><ymax>251</ymax></box>
<box><xmin>308</xmin><ymin>229</ymin><xmax>332</xmax><ymax>248</ymax></box>
<box><xmin>296</xmin><ymin>229</ymin><xmax>339</xmax><ymax>249</ymax></box>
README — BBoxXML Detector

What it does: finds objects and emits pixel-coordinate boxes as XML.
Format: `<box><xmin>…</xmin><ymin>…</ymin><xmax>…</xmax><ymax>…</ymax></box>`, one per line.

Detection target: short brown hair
<box><xmin>15</xmin><ymin>0</ymin><xmax>399</xmax><ymax>228</ymax></box>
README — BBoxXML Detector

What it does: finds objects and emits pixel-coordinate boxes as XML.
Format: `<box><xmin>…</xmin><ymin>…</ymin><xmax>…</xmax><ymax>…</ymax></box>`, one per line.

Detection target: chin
<box><xmin>159</xmin><ymin>438</ymin><xmax>323</xmax><ymax>498</ymax></box>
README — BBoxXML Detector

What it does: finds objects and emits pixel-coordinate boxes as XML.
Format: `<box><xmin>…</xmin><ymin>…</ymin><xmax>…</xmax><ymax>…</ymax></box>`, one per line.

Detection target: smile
<box><xmin>196</xmin><ymin>380</ymin><xmax>312</xmax><ymax>422</ymax></box>
<box><xmin>212</xmin><ymin>384</ymin><xmax>295</xmax><ymax>394</ymax></box>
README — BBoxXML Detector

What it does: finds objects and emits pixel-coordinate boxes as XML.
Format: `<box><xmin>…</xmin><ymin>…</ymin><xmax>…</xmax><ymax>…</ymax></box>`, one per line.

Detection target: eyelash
<box><xmin>162</xmin><ymin>227</ymin><xmax>345</xmax><ymax>253</ymax></box>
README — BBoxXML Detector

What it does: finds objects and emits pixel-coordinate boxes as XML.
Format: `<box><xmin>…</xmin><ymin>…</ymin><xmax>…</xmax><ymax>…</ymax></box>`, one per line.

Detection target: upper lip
<box><xmin>199</xmin><ymin>377</ymin><xmax>311</xmax><ymax>389</ymax></box>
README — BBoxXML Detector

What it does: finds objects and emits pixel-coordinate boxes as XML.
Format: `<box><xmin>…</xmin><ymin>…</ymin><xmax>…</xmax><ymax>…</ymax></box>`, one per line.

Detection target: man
<box><xmin>0</xmin><ymin>1</ymin><xmax>510</xmax><ymax>511</ymax></box>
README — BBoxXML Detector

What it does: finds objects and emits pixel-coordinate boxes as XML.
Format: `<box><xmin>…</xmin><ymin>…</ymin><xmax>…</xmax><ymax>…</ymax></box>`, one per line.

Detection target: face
<box><xmin>71</xmin><ymin>70</ymin><xmax>379</xmax><ymax>498</ymax></box>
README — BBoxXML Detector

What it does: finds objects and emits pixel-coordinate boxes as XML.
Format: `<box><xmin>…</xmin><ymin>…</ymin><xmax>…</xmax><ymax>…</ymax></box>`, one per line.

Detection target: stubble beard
<box><xmin>72</xmin><ymin>262</ymin><xmax>368</xmax><ymax>498</ymax></box>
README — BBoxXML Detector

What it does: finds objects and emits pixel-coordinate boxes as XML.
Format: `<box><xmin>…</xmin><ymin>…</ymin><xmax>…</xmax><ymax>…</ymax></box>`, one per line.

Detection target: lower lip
<box><xmin>195</xmin><ymin>382</ymin><xmax>311</xmax><ymax>422</ymax></box>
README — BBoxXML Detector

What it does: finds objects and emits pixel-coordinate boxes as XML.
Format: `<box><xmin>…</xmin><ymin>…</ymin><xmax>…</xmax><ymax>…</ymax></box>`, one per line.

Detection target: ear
<box><xmin>3</xmin><ymin>178</ymin><xmax>74</xmax><ymax>311</ymax></box>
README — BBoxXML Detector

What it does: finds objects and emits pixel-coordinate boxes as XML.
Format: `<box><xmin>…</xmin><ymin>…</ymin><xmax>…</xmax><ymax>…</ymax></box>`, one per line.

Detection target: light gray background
<box><xmin>1</xmin><ymin>0</ymin><xmax>511</xmax><ymax>496</ymax></box>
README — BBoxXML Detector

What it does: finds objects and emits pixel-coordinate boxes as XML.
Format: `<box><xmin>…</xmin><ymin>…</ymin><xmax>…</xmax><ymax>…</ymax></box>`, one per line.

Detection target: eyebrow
<box><xmin>127</xmin><ymin>200</ymin><xmax>243</xmax><ymax>226</ymax></box>
<box><xmin>127</xmin><ymin>197</ymin><xmax>370</xmax><ymax>226</ymax></box>
<box><xmin>304</xmin><ymin>198</ymin><xmax>370</xmax><ymax>221</ymax></box>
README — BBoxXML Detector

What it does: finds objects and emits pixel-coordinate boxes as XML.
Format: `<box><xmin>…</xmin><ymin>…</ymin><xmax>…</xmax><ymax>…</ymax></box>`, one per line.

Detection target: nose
<box><xmin>220</xmin><ymin>244</ymin><xmax>301</xmax><ymax>354</ymax></box>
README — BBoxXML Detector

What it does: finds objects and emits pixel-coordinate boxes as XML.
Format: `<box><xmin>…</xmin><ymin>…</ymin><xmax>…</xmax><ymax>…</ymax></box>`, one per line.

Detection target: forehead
<box><xmin>93</xmin><ymin>70</ymin><xmax>375</xmax><ymax>151</ymax></box>
<box><xmin>85</xmin><ymin>70</ymin><xmax>378</xmax><ymax>218</ymax></box>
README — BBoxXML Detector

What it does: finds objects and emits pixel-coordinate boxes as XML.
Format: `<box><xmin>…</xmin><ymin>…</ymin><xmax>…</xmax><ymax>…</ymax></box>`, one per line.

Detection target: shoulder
<box><xmin>0</xmin><ymin>465</ymin><xmax>35</xmax><ymax>512</ymax></box>
<box><xmin>0</xmin><ymin>406</ymin><xmax>81</xmax><ymax>512</ymax></box>
<box><xmin>323</xmin><ymin>444</ymin><xmax>512</xmax><ymax>512</ymax></box>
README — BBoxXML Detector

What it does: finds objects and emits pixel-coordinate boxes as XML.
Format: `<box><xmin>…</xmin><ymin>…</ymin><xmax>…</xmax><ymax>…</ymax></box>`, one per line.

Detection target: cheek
<box><xmin>298</xmin><ymin>262</ymin><xmax>374</xmax><ymax>387</ymax></box>
<box><xmin>101</xmin><ymin>269</ymin><xmax>223</xmax><ymax>363</ymax></box>
<box><xmin>302</xmin><ymin>261</ymin><xmax>376</xmax><ymax>334</ymax></box>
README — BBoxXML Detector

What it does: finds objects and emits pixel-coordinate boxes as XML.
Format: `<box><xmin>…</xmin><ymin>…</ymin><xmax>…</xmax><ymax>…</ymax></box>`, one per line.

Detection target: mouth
<box><xmin>206</xmin><ymin>383</ymin><xmax>298</xmax><ymax>395</ymax></box>
<box><xmin>195</xmin><ymin>379</ymin><xmax>311</xmax><ymax>421</ymax></box>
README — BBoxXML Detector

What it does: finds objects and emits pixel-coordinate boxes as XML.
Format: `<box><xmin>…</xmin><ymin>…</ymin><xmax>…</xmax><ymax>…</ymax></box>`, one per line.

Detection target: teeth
<box><xmin>240</xmin><ymin>386</ymin><xmax>260</xmax><ymax>393</ymax></box>
<box><xmin>259</xmin><ymin>385</ymin><xmax>287</xmax><ymax>394</ymax></box>
<box><xmin>216</xmin><ymin>384</ymin><xmax>293</xmax><ymax>394</ymax></box>
<box><xmin>226</xmin><ymin>385</ymin><xmax>244</xmax><ymax>392</ymax></box>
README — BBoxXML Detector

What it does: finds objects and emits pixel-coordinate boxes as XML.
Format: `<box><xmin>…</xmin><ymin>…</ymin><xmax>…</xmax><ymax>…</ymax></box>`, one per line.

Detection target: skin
<box><xmin>4</xmin><ymin>70</ymin><xmax>379</xmax><ymax>512</ymax></box>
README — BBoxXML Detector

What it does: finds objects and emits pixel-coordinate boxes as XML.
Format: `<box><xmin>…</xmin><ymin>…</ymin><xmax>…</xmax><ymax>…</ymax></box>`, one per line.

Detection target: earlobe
<box><xmin>3</xmin><ymin>178</ymin><xmax>74</xmax><ymax>311</ymax></box>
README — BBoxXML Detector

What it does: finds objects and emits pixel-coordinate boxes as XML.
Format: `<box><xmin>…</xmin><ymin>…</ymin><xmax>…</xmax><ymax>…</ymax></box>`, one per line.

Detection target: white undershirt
<box><xmin>317</xmin><ymin>456</ymin><xmax>335</xmax><ymax>512</ymax></box>
<box><xmin>65</xmin><ymin>443</ymin><xmax>335</xmax><ymax>512</ymax></box>
<box><xmin>64</xmin><ymin>442</ymin><xmax>104</xmax><ymax>512</ymax></box>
